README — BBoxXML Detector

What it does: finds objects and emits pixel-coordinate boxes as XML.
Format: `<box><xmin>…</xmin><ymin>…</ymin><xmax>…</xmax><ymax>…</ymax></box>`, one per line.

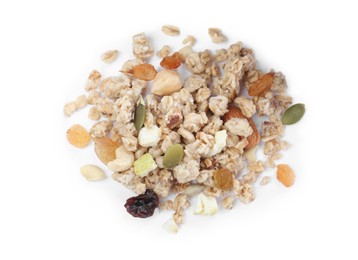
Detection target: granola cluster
<box><xmin>64</xmin><ymin>26</ymin><xmax>301</xmax><ymax>233</ymax></box>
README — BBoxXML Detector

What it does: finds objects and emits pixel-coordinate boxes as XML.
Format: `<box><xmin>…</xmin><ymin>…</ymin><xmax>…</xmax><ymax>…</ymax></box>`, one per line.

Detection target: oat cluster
<box><xmin>64</xmin><ymin>26</ymin><xmax>299</xmax><ymax>233</ymax></box>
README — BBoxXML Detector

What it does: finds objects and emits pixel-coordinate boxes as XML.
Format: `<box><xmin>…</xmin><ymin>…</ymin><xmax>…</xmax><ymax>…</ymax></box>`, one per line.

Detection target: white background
<box><xmin>0</xmin><ymin>0</ymin><xmax>357</xmax><ymax>259</ymax></box>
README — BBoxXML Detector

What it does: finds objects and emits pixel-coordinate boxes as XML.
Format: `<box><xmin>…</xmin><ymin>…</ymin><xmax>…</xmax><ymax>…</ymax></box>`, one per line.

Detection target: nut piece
<box><xmin>282</xmin><ymin>103</ymin><xmax>305</xmax><ymax>125</ymax></box>
<box><xmin>101</xmin><ymin>50</ymin><xmax>119</xmax><ymax>63</ymax></box>
<box><xmin>208</xmin><ymin>28</ymin><xmax>227</xmax><ymax>43</ymax></box>
<box><xmin>151</xmin><ymin>69</ymin><xmax>182</xmax><ymax>96</ymax></box>
<box><xmin>163</xmin><ymin>144</ymin><xmax>184</xmax><ymax>168</ymax></box>
<box><xmin>66</xmin><ymin>124</ymin><xmax>91</xmax><ymax>148</ymax></box>
<box><xmin>161</xmin><ymin>25</ymin><xmax>180</xmax><ymax>36</ymax></box>
<box><xmin>244</xmin><ymin>145</ymin><xmax>258</xmax><ymax>162</ymax></box>
<box><xmin>223</xmin><ymin>104</ymin><xmax>260</xmax><ymax>150</ymax></box>
<box><xmin>134</xmin><ymin>153</ymin><xmax>157</xmax><ymax>177</ymax></box>
<box><xmin>248</xmin><ymin>72</ymin><xmax>275</xmax><ymax>96</ymax></box>
<box><xmin>207</xmin><ymin>130</ymin><xmax>227</xmax><ymax>157</ymax></box>
<box><xmin>107</xmin><ymin>146</ymin><xmax>134</xmax><ymax>172</ymax></box>
<box><xmin>93</xmin><ymin>137</ymin><xmax>121</xmax><ymax>164</ymax></box>
<box><xmin>138</xmin><ymin>125</ymin><xmax>161</xmax><ymax>147</ymax></box>
<box><xmin>194</xmin><ymin>192</ymin><xmax>218</xmax><ymax>216</ymax></box>
<box><xmin>162</xmin><ymin>217</ymin><xmax>179</xmax><ymax>233</ymax></box>
<box><xmin>183</xmin><ymin>184</ymin><xmax>205</xmax><ymax>197</ymax></box>
<box><xmin>277</xmin><ymin>164</ymin><xmax>295</xmax><ymax>187</ymax></box>
<box><xmin>80</xmin><ymin>164</ymin><xmax>106</xmax><ymax>181</ymax></box>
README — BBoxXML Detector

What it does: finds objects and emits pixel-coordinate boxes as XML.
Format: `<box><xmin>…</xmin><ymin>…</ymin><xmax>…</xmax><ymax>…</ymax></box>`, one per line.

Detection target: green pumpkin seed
<box><xmin>134</xmin><ymin>96</ymin><xmax>146</xmax><ymax>131</ymax></box>
<box><xmin>163</xmin><ymin>144</ymin><xmax>184</xmax><ymax>168</ymax></box>
<box><xmin>282</xmin><ymin>103</ymin><xmax>305</xmax><ymax>125</ymax></box>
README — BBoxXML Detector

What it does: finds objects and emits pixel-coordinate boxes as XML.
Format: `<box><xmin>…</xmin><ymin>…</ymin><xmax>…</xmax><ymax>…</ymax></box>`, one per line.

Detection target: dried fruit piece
<box><xmin>163</xmin><ymin>144</ymin><xmax>184</xmax><ymax>168</ymax></box>
<box><xmin>223</xmin><ymin>104</ymin><xmax>260</xmax><ymax>150</ymax></box>
<box><xmin>66</xmin><ymin>124</ymin><xmax>91</xmax><ymax>148</ymax></box>
<box><xmin>277</xmin><ymin>164</ymin><xmax>295</xmax><ymax>187</ymax></box>
<box><xmin>93</xmin><ymin>137</ymin><xmax>121</xmax><ymax>164</ymax></box>
<box><xmin>282</xmin><ymin>103</ymin><xmax>305</xmax><ymax>125</ymax></box>
<box><xmin>160</xmin><ymin>52</ymin><xmax>181</xmax><ymax>69</ymax></box>
<box><xmin>80</xmin><ymin>164</ymin><xmax>106</xmax><ymax>181</ymax></box>
<box><xmin>134</xmin><ymin>96</ymin><xmax>146</xmax><ymax>131</ymax></box>
<box><xmin>213</xmin><ymin>168</ymin><xmax>234</xmax><ymax>191</ymax></box>
<box><xmin>248</xmin><ymin>72</ymin><xmax>275</xmax><ymax>96</ymax></box>
<box><xmin>124</xmin><ymin>189</ymin><xmax>159</xmax><ymax>218</ymax></box>
<box><xmin>128</xmin><ymin>64</ymin><xmax>157</xmax><ymax>81</ymax></box>
<box><xmin>134</xmin><ymin>153</ymin><xmax>157</xmax><ymax>177</ymax></box>
<box><xmin>151</xmin><ymin>69</ymin><xmax>182</xmax><ymax>96</ymax></box>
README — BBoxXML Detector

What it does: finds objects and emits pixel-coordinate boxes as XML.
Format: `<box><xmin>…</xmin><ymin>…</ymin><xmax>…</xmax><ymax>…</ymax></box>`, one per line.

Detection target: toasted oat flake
<box><xmin>157</xmin><ymin>45</ymin><xmax>171</xmax><ymax>58</ymax></box>
<box><xmin>101</xmin><ymin>50</ymin><xmax>119</xmax><ymax>63</ymax></box>
<box><xmin>182</xmin><ymin>35</ymin><xmax>196</xmax><ymax>46</ymax></box>
<box><xmin>208</xmin><ymin>28</ymin><xmax>227</xmax><ymax>43</ymax></box>
<box><xmin>260</xmin><ymin>176</ymin><xmax>271</xmax><ymax>185</ymax></box>
<box><xmin>161</xmin><ymin>25</ymin><xmax>180</xmax><ymax>36</ymax></box>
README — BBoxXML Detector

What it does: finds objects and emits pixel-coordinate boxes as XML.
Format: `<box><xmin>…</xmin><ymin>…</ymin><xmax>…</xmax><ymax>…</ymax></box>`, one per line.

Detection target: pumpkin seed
<box><xmin>134</xmin><ymin>96</ymin><xmax>146</xmax><ymax>131</ymax></box>
<box><xmin>282</xmin><ymin>103</ymin><xmax>305</xmax><ymax>125</ymax></box>
<box><xmin>163</xmin><ymin>144</ymin><xmax>184</xmax><ymax>168</ymax></box>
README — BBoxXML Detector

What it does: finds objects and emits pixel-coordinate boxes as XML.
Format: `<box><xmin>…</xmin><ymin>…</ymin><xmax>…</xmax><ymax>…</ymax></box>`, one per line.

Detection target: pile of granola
<box><xmin>65</xmin><ymin>26</ymin><xmax>304</xmax><ymax>233</ymax></box>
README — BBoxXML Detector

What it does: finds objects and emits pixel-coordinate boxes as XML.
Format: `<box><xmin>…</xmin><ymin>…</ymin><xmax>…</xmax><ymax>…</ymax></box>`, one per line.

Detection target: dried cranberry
<box><xmin>124</xmin><ymin>189</ymin><xmax>159</xmax><ymax>218</ymax></box>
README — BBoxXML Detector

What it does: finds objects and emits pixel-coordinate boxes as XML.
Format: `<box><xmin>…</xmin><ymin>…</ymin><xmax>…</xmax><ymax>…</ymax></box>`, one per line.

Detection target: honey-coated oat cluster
<box><xmin>64</xmin><ymin>26</ymin><xmax>304</xmax><ymax>233</ymax></box>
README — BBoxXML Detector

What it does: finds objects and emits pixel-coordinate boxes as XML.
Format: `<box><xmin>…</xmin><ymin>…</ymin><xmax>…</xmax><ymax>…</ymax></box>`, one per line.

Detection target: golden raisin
<box><xmin>160</xmin><ymin>52</ymin><xmax>181</xmax><ymax>69</ymax></box>
<box><xmin>129</xmin><ymin>64</ymin><xmax>157</xmax><ymax>81</ymax></box>
<box><xmin>66</xmin><ymin>124</ymin><xmax>91</xmax><ymax>148</ymax></box>
<box><xmin>213</xmin><ymin>168</ymin><xmax>234</xmax><ymax>191</ymax></box>
<box><xmin>277</xmin><ymin>164</ymin><xmax>295</xmax><ymax>187</ymax></box>
<box><xmin>93</xmin><ymin>137</ymin><xmax>121</xmax><ymax>164</ymax></box>
<box><xmin>248</xmin><ymin>72</ymin><xmax>274</xmax><ymax>96</ymax></box>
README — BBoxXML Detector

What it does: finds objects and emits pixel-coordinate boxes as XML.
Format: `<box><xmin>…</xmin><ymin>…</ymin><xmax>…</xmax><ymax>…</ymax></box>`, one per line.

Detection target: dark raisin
<box><xmin>124</xmin><ymin>189</ymin><xmax>159</xmax><ymax>218</ymax></box>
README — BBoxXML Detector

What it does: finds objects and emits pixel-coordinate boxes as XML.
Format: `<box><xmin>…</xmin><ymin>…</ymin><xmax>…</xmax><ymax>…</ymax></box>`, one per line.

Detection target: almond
<box><xmin>223</xmin><ymin>103</ymin><xmax>260</xmax><ymax>150</ymax></box>
<box><xmin>248</xmin><ymin>72</ymin><xmax>274</xmax><ymax>96</ymax></box>
<box><xmin>277</xmin><ymin>164</ymin><xmax>295</xmax><ymax>187</ymax></box>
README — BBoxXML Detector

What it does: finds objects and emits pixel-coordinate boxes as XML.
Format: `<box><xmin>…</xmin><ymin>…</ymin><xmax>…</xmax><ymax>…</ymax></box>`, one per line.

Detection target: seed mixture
<box><xmin>64</xmin><ymin>26</ymin><xmax>305</xmax><ymax>233</ymax></box>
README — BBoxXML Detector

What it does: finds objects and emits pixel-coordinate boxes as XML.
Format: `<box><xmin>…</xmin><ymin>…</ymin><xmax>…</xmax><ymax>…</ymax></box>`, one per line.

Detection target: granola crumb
<box><xmin>182</xmin><ymin>35</ymin><xmax>196</xmax><ymax>46</ymax></box>
<box><xmin>260</xmin><ymin>176</ymin><xmax>271</xmax><ymax>185</ymax></box>
<box><xmin>63</xmin><ymin>101</ymin><xmax>77</xmax><ymax>117</ymax></box>
<box><xmin>74</xmin><ymin>95</ymin><xmax>87</xmax><ymax>109</ymax></box>
<box><xmin>100</xmin><ymin>50</ymin><xmax>119</xmax><ymax>63</ymax></box>
<box><xmin>222</xmin><ymin>196</ymin><xmax>234</xmax><ymax>210</ymax></box>
<box><xmin>132</xmin><ymin>32</ymin><xmax>154</xmax><ymax>60</ymax></box>
<box><xmin>208</xmin><ymin>28</ymin><xmax>227</xmax><ymax>43</ymax></box>
<box><xmin>161</xmin><ymin>25</ymin><xmax>180</xmax><ymax>36</ymax></box>
<box><xmin>84</xmin><ymin>70</ymin><xmax>101</xmax><ymax>91</ymax></box>
<box><xmin>88</xmin><ymin>106</ymin><xmax>100</xmax><ymax>121</ymax></box>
